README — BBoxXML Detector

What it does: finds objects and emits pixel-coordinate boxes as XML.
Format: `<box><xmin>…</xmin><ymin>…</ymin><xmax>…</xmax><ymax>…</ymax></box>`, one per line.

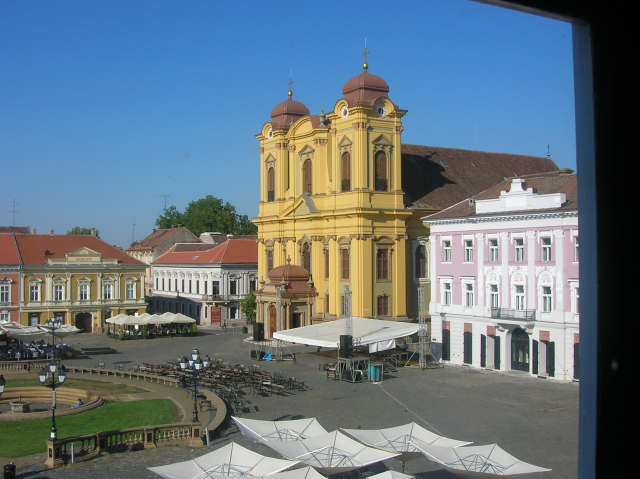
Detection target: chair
<box><xmin>326</xmin><ymin>366</ymin><xmax>338</xmax><ymax>381</ymax></box>
<box><xmin>96</xmin><ymin>363</ymin><xmax>105</xmax><ymax>369</ymax></box>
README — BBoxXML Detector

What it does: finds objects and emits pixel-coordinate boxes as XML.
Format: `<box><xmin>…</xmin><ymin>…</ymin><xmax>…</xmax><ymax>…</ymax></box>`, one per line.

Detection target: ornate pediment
<box><xmin>371</xmin><ymin>134</ymin><xmax>393</xmax><ymax>146</ymax></box>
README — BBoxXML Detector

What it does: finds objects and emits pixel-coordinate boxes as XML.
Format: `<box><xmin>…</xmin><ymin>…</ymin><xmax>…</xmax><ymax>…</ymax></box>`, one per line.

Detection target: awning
<box><xmin>273</xmin><ymin>317</ymin><xmax>418</xmax><ymax>352</ymax></box>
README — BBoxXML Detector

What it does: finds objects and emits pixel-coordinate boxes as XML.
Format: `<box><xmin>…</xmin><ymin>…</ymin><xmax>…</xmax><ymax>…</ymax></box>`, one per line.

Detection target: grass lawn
<box><xmin>3</xmin><ymin>377</ymin><xmax>148</xmax><ymax>395</ymax></box>
<box><xmin>0</xmin><ymin>399</ymin><xmax>179</xmax><ymax>458</ymax></box>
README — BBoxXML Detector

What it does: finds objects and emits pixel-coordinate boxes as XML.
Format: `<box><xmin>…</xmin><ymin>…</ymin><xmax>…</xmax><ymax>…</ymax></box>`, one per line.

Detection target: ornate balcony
<box><xmin>490</xmin><ymin>308</ymin><xmax>536</xmax><ymax>321</ymax></box>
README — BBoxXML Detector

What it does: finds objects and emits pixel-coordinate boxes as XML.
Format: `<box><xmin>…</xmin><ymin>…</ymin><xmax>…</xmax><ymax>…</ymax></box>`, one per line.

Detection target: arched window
<box><xmin>415</xmin><ymin>245</ymin><xmax>426</xmax><ymax>278</ymax></box>
<box><xmin>303</xmin><ymin>159</ymin><xmax>312</xmax><ymax>195</ymax></box>
<box><xmin>267</xmin><ymin>167</ymin><xmax>275</xmax><ymax>202</ymax></box>
<box><xmin>341</xmin><ymin>152</ymin><xmax>351</xmax><ymax>192</ymax></box>
<box><xmin>374</xmin><ymin>151</ymin><xmax>388</xmax><ymax>191</ymax></box>
<box><xmin>302</xmin><ymin>243</ymin><xmax>311</xmax><ymax>272</ymax></box>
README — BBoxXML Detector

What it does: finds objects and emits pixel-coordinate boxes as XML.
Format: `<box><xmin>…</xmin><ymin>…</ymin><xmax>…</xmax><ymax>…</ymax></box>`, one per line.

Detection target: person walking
<box><xmin>221</xmin><ymin>320</ymin><xmax>227</xmax><ymax>331</ymax></box>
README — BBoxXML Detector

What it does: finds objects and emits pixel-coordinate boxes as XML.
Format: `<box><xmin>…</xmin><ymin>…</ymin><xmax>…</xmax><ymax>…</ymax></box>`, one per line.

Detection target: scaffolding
<box><xmin>406</xmin><ymin>287</ymin><xmax>443</xmax><ymax>369</ymax></box>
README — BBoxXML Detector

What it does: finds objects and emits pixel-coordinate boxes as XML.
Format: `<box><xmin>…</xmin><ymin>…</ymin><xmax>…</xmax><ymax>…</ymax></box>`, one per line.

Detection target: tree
<box><xmin>154</xmin><ymin>196</ymin><xmax>257</xmax><ymax>236</ymax></box>
<box><xmin>67</xmin><ymin>226</ymin><xmax>99</xmax><ymax>237</ymax></box>
<box><xmin>240</xmin><ymin>290</ymin><xmax>257</xmax><ymax>323</ymax></box>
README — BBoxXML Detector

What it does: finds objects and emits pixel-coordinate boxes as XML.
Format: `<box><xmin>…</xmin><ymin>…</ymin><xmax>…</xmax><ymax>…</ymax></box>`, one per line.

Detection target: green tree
<box><xmin>67</xmin><ymin>226</ymin><xmax>99</xmax><ymax>237</ymax></box>
<box><xmin>240</xmin><ymin>290</ymin><xmax>257</xmax><ymax>323</ymax></box>
<box><xmin>154</xmin><ymin>196</ymin><xmax>257</xmax><ymax>236</ymax></box>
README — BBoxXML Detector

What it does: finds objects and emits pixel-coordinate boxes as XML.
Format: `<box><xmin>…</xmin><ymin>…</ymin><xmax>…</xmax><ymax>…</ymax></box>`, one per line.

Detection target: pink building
<box><xmin>424</xmin><ymin>171</ymin><xmax>579</xmax><ymax>380</ymax></box>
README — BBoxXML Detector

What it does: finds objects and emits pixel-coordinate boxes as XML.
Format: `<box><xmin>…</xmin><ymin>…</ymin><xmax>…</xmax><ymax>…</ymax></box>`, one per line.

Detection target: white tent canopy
<box><xmin>261</xmin><ymin>430</ymin><xmax>399</xmax><ymax>475</ymax></box>
<box><xmin>232</xmin><ymin>417</ymin><xmax>329</xmax><ymax>443</ymax></box>
<box><xmin>273</xmin><ymin>318</ymin><xmax>418</xmax><ymax>353</ymax></box>
<box><xmin>147</xmin><ymin>442</ymin><xmax>299</xmax><ymax>479</ymax></box>
<box><xmin>414</xmin><ymin>443</ymin><xmax>551</xmax><ymax>478</ymax></box>
<box><xmin>342</xmin><ymin>422</ymin><xmax>471</xmax><ymax>463</ymax></box>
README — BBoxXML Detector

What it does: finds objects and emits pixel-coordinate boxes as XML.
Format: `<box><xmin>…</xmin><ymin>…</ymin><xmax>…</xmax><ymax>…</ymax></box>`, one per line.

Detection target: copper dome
<box><xmin>268</xmin><ymin>263</ymin><xmax>310</xmax><ymax>282</ymax></box>
<box><xmin>270</xmin><ymin>98</ymin><xmax>310</xmax><ymax>130</ymax></box>
<box><xmin>342</xmin><ymin>71</ymin><xmax>390</xmax><ymax>107</ymax></box>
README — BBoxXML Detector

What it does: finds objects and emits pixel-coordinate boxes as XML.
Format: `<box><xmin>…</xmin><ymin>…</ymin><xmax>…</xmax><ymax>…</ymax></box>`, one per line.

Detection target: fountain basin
<box><xmin>9</xmin><ymin>401</ymin><xmax>31</xmax><ymax>413</ymax></box>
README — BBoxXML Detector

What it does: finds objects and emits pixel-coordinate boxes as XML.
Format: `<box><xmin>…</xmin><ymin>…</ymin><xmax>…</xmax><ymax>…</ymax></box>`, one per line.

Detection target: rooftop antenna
<box><xmin>131</xmin><ymin>216</ymin><xmax>136</xmax><ymax>245</ymax></box>
<box><xmin>362</xmin><ymin>39</ymin><xmax>369</xmax><ymax>71</ymax></box>
<box><xmin>475</xmin><ymin>125</ymin><xmax>478</xmax><ymax>151</ymax></box>
<box><xmin>156</xmin><ymin>194</ymin><xmax>170</xmax><ymax>209</ymax></box>
<box><xmin>9</xmin><ymin>199</ymin><xmax>19</xmax><ymax>226</ymax></box>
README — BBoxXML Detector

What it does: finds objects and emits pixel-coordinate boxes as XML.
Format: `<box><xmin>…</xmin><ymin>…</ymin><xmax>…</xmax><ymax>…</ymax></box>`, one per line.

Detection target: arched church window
<box><xmin>375</xmin><ymin>151</ymin><xmax>388</xmax><ymax>191</ymax></box>
<box><xmin>415</xmin><ymin>245</ymin><xmax>426</xmax><ymax>278</ymax></box>
<box><xmin>341</xmin><ymin>152</ymin><xmax>351</xmax><ymax>192</ymax></box>
<box><xmin>267</xmin><ymin>167</ymin><xmax>275</xmax><ymax>202</ymax></box>
<box><xmin>303</xmin><ymin>159</ymin><xmax>312</xmax><ymax>195</ymax></box>
<box><xmin>302</xmin><ymin>243</ymin><xmax>311</xmax><ymax>272</ymax></box>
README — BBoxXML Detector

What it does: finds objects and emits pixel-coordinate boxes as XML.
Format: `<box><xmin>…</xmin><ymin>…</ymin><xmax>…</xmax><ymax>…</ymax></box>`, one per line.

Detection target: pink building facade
<box><xmin>425</xmin><ymin>173</ymin><xmax>579</xmax><ymax>381</ymax></box>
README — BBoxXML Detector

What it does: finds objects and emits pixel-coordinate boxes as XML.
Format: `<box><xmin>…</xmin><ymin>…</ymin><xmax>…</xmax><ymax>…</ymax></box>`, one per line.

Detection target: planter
<box><xmin>10</xmin><ymin>401</ymin><xmax>31</xmax><ymax>413</ymax></box>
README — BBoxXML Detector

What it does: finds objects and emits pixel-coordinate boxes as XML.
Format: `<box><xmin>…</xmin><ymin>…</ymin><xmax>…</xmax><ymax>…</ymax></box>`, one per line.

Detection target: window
<box><xmin>189</xmin><ymin>280</ymin><xmax>193</xmax><ymax>293</ymax></box>
<box><xmin>340</xmin><ymin>295</ymin><xmax>345</xmax><ymax>316</ymax></box>
<box><xmin>574</xmin><ymin>237</ymin><xmax>579</xmax><ymax>262</ymax></box>
<box><xmin>515</xmin><ymin>285</ymin><xmax>525</xmax><ymax>310</ymax></box>
<box><xmin>188</xmin><ymin>304</ymin><xmax>192</xmax><ymax>316</ymax></box>
<box><xmin>79</xmin><ymin>284</ymin><xmax>89</xmax><ymax>300</ymax></box>
<box><xmin>181</xmin><ymin>279</ymin><xmax>185</xmax><ymax>292</ymax></box>
<box><xmin>465</xmin><ymin>240</ymin><xmax>473</xmax><ymax>262</ymax></box>
<box><xmin>0</xmin><ymin>313</ymin><xmax>9</xmax><ymax>322</ymax></box>
<box><xmin>490</xmin><ymin>284</ymin><xmax>499</xmax><ymax>308</ymax></box>
<box><xmin>155</xmin><ymin>278</ymin><xmax>159</xmax><ymax>290</ymax></box>
<box><xmin>415</xmin><ymin>245</ymin><xmax>426</xmax><ymax>278</ymax></box>
<box><xmin>374</xmin><ymin>151</ymin><xmax>388</xmax><ymax>191</ymax></box>
<box><xmin>324</xmin><ymin>250</ymin><xmax>329</xmax><ymax>279</ymax></box>
<box><xmin>377</xmin><ymin>295</ymin><xmax>389</xmax><ymax>316</ymax></box>
<box><xmin>443</xmin><ymin>241</ymin><xmax>451</xmax><ymax>262</ymax></box>
<box><xmin>230</xmin><ymin>307</ymin><xmax>237</xmax><ymax>319</ymax></box>
<box><xmin>174</xmin><ymin>278</ymin><xmax>178</xmax><ymax>291</ymax></box>
<box><xmin>196</xmin><ymin>281</ymin><xmax>199</xmax><ymax>294</ymax></box>
<box><xmin>465</xmin><ymin>283</ymin><xmax>474</xmax><ymax>307</ymax></box>
<box><xmin>230</xmin><ymin>280</ymin><xmax>237</xmax><ymax>295</ymax></box>
<box><xmin>204</xmin><ymin>281</ymin><xmax>208</xmax><ymax>294</ymax></box>
<box><xmin>54</xmin><ymin>285</ymin><xmax>64</xmax><ymax>301</ymax></box>
<box><xmin>212</xmin><ymin>281</ymin><xmax>220</xmax><ymax>295</ymax></box>
<box><xmin>542</xmin><ymin>286</ymin><xmax>552</xmax><ymax>312</ymax></box>
<box><xmin>542</xmin><ymin>237</ymin><xmax>552</xmax><ymax>261</ymax></box>
<box><xmin>126</xmin><ymin>283</ymin><xmax>135</xmax><ymax>300</ymax></box>
<box><xmin>303</xmin><ymin>159</ymin><xmax>312</xmax><ymax>195</ymax></box>
<box><xmin>489</xmin><ymin>240</ymin><xmax>499</xmax><ymax>262</ymax></box>
<box><xmin>249</xmin><ymin>279</ymin><xmax>257</xmax><ymax>291</ymax></box>
<box><xmin>575</xmin><ymin>287</ymin><xmax>580</xmax><ymax>314</ymax></box>
<box><xmin>267</xmin><ymin>167</ymin><xmax>275</xmax><ymax>202</ymax></box>
<box><xmin>341</xmin><ymin>249</ymin><xmax>350</xmax><ymax>280</ymax></box>
<box><xmin>29</xmin><ymin>283</ymin><xmax>40</xmax><ymax>302</ymax></box>
<box><xmin>515</xmin><ymin>238</ymin><xmax>524</xmax><ymax>262</ymax></box>
<box><xmin>341</xmin><ymin>152</ymin><xmax>351</xmax><ymax>192</ymax></box>
<box><xmin>443</xmin><ymin>282</ymin><xmax>452</xmax><ymax>306</ymax></box>
<box><xmin>0</xmin><ymin>284</ymin><xmax>9</xmax><ymax>303</ymax></box>
<box><xmin>181</xmin><ymin>303</ymin><xmax>185</xmax><ymax>314</ymax></box>
<box><xmin>266</xmin><ymin>250</ymin><xmax>274</xmax><ymax>273</ymax></box>
<box><xmin>376</xmin><ymin>249</ymin><xmax>389</xmax><ymax>280</ymax></box>
<box><xmin>103</xmin><ymin>284</ymin><xmax>113</xmax><ymax>300</ymax></box>
<box><xmin>302</xmin><ymin>243</ymin><xmax>311</xmax><ymax>272</ymax></box>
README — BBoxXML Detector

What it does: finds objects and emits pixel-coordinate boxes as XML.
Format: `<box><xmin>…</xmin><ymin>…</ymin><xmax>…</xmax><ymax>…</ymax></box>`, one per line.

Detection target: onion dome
<box><xmin>342</xmin><ymin>70</ymin><xmax>390</xmax><ymax>107</ymax></box>
<box><xmin>268</xmin><ymin>263</ymin><xmax>310</xmax><ymax>282</ymax></box>
<box><xmin>270</xmin><ymin>78</ymin><xmax>310</xmax><ymax>130</ymax></box>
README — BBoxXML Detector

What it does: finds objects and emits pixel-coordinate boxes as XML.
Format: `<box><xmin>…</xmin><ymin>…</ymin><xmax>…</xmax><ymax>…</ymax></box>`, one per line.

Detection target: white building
<box><xmin>151</xmin><ymin>237</ymin><xmax>258</xmax><ymax>325</ymax></box>
<box><xmin>424</xmin><ymin>171</ymin><xmax>579</xmax><ymax>380</ymax></box>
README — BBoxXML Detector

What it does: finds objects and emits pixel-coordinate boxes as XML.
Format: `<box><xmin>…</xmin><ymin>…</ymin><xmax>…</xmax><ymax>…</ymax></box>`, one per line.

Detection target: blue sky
<box><xmin>0</xmin><ymin>0</ymin><xmax>575</xmax><ymax>248</ymax></box>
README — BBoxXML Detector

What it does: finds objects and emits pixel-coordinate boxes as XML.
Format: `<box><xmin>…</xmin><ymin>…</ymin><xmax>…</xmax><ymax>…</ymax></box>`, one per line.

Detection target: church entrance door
<box><xmin>269</xmin><ymin>305</ymin><xmax>276</xmax><ymax>338</ymax></box>
<box><xmin>292</xmin><ymin>313</ymin><xmax>302</xmax><ymax>329</ymax></box>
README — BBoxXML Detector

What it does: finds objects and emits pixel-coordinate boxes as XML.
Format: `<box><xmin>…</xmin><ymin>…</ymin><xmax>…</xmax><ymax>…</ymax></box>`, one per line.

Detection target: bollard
<box><xmin>4</xmin><ymin>462</ymin><xmax>16</xmax><ymax>479</ymax></box>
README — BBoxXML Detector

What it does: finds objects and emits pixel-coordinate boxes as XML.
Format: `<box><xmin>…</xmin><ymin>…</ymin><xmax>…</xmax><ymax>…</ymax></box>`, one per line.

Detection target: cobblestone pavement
<box><xmin>4</xmin><ymin>327</ymin><xmax>579</xmax><ymax>478</ymax></box>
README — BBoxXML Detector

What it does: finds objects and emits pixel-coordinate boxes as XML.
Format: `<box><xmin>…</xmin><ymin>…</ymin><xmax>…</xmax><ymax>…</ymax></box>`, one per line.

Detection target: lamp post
<box><xmin>39</xmin><ymin>360</ymin><xmax>67</xmax><ymax>439</ymax></box>
<box><xmin>179</xmin><ymin>348</ymin><xmax>209</xmax><ymax>423</ymax></box>
<box><xmin>44</xmin><ymin>316</ymin><xmax>63</xmax><ymax>358</ymax></box>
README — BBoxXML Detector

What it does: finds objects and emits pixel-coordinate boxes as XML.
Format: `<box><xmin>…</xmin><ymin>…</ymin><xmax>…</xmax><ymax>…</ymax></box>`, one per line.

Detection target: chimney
<box><xmin>177</xmin><ymin>224</ymin><xmax>183</xmax><ymax>228</ymax></box>
<box><xmin>32</xmin><ymin>228</ymin><xmax>37</xmax><ymax>234</ymax></box>
<box><xmin>153</xmin><ymin>228</ymin><xmax>157</xmax><ymax>232</ymax></box>
<box><xmin>91</xmin><ymin>229</ymin><xmax>96</xmax><ymax>236</ymax></box>
<box><xmin>49</xmin><ymin>229</ymin><xmax>54</xmax><ymax>235</ymax></box>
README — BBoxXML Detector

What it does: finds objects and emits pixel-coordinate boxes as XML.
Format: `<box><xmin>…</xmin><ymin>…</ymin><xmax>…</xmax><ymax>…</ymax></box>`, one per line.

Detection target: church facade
<box><xmin>253</xmin><ymin>58</ymin><xmax>559</xmax><ymax>337</ymax></box>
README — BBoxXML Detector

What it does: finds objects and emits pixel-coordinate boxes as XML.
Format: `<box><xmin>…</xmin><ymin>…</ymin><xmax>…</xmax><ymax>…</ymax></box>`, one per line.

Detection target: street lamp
<box><xmin>179</xmin><ymin>348</ymin><xmax>204</xmax><ymax>422</ymax></box>
<box><xmin>44</xmin><ymin>316</ymin><xmax>63</xmax><ymax>357</ymax></box>
<box><xmin>39</xmin><ymin>360</ymin><xmax>67</xmax><ymax>439</ymax></box>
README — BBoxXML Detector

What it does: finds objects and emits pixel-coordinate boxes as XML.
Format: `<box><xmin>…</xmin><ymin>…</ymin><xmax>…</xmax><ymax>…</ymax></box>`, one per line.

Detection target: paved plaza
<box><xmin>3</xmin><ymin>327</ymin><xmax>578</xmax><ymax>478</ymax></box>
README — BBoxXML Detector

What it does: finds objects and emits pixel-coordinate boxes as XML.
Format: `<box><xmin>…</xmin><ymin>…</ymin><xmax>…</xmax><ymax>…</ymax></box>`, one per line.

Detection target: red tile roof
<box><xmin>154</xmin><ymin>238</ymin><xmax>258</xmax><ymax>265</ymax></box>
<box><xmin>0</xmin><ymin>226</ymin><xmax>30</xmax><ymax>234</ymax></box>
<box><xmin>15</xmin><ymin>235</ymin><xmax>145</xmax><ymax>266</ymax></box>
<box><xmin>127</xmin><ymin>227</ymin><xmax>200</xmax><ymax>252</ymax></box>
<box><xmin>424</xmin><ymin>171</ymin><xmax>578</xmax><ymax>221</ymax></box>
<box><xmin>0</xmin><ymin>234</ymin><xmax>21</xmax><ymax>265</ymax></box>
<box><xmin>401</xmin><ymin>144</ymin><xmax>559</xmax><ymax>209</ymax></box>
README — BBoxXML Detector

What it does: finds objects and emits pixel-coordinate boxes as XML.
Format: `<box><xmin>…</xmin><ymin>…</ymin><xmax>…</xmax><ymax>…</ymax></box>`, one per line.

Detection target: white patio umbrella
<box><xmin>367</xmin><ymin>471</ymin><xmax>416</xmax><ymax>479</ymax></box>
<box><xmin>232</xmin><ymin>417</ymin><xmax>329</xmax><ymax>443</ymax></box>
<box><xmin>169</xmin><ymin>313</ymin><xmax>196</xmax><ymax>324</ymax></box>
<box><xmin>1</xmin><ymin>326</ymin><xmax>48</xmax><ymax>343</ymax></box>
<box><xmin>147</xmin><ymin>442</ymin><xmax>299</xmax><ymax>479</ymax></box>
<box><xmin>262</xmin><ymin>430</ymin><xmax>399</xmax><ymax>475</ymax></box>
<box><xmin>106</xmin><ymin>314</ymin><xmax>128</xmax><ymax>324</ymax></box>
<box><xmin>414</xmin><ymin>443</ymin><xmax>551</xmax><ymax>478</ymax></box>
<box><xmin>114</xmin><ymin>314</ymin><xmax>152</xmax><ymax>326</ymax></box>
<box><xmin>146</xmin><ymin>313</ymin><xmax>174</xmax><ymax>325</ymax></box>
<box><xmin>39</xmin><ymin>324</ymin><xmax>82</xmax><ymax>338</ymax></box>
<box><xmin>342</xmin><ymin>422</ymin><xmax>471</xmax><ymax>466</ymax></box>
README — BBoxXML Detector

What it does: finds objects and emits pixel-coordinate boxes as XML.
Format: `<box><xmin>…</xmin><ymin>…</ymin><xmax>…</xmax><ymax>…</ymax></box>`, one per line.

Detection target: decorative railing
<box><xmin>490</xmin><ymin>308</ymin><xmax>536</xmax><ymax>321</ymax></box>
<box><xmin>0</xmin><ymin>359</ymin><xmax>51</xmax><ymax>372</ymax></box>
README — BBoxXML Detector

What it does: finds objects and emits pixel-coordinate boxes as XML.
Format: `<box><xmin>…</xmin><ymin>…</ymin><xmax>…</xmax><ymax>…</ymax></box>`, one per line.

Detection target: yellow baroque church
<box><xmin>253</xmin><ymin>58</ymin><xmax>558</xmax><ymax>337</ymax></box>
